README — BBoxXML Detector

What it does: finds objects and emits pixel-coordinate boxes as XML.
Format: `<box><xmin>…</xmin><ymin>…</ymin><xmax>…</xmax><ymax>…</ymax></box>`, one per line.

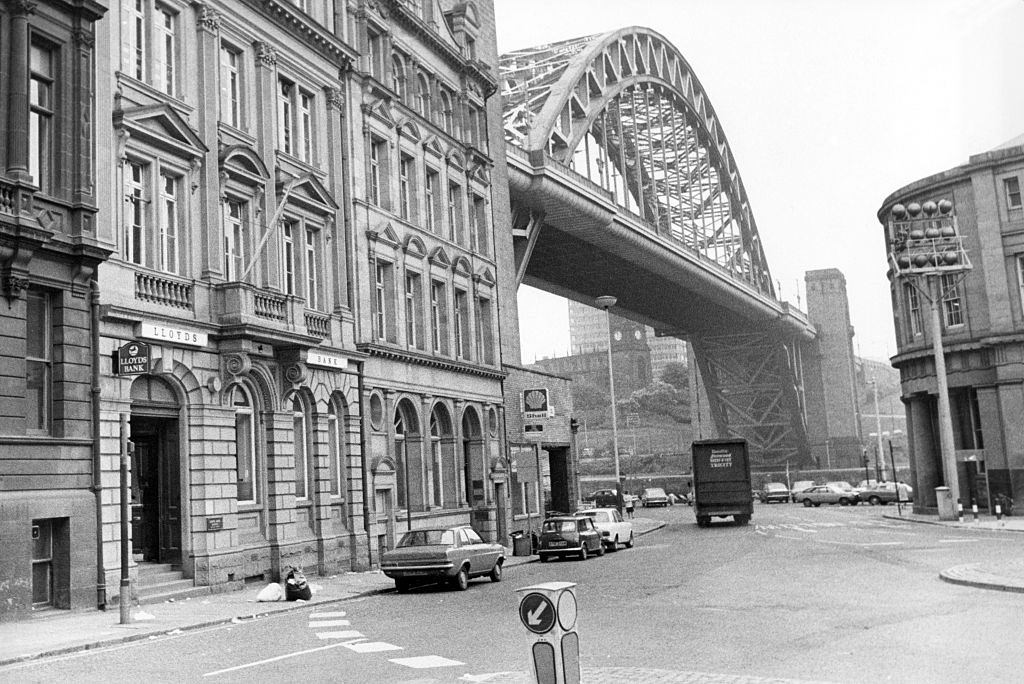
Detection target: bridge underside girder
<box><xmin>692</xmin><ymin>333</ymin><xmax>811</xmax><ymax>469</ymax></box>
<box><xmin>520</xmin><ymin>219</ymin><xmax>813</xmax><ymax>469</ymax></box>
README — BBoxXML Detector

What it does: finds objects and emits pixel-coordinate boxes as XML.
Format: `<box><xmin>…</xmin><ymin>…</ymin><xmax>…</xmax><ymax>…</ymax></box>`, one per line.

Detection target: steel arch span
<box><xmin>501</xmin><ymin>26</ymin><xmax>772</xmax><ymax>295</ymax></box>
<box><xmin>501</xmin><ymin>27</ymin><xmax>813</xmax><ymax>468</ymax></box>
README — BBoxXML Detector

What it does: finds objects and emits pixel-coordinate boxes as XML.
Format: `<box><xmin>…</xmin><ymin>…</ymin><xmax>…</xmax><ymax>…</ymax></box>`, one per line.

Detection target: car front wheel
<box><xmin>578</xmin><ymin>545</ymin><xmax>588</xmax><ymax>561</ymax></box>
<box><xmin>839</xmin><ymin>498</ymin><xmax>851</xmax><ymax>506</ymax></box>
<box><xmin>869</xmin><ymin>495</ymin><xmax>881</xmax><ymax>506</ymax></box>
<box><xmin>803</xmin><ymin>499</ymin><xmax>813</xmax><ymax>507</ymax></box>
<box><xmin>489</xmin><ymin>561</ymin><xmax>503</xmax><ymax>582</ymax></box>
<box><xmin>452</xmin><ymin>567</ymin><xmax>469</xmax><ymax>591</ymax></box>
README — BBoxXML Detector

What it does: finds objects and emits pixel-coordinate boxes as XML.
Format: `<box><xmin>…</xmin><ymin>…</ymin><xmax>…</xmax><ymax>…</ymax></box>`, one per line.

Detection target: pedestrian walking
<box><xmin>625</xmin><ymin>492</ymin><xmax>635</xmax><ymax>519</ymax></box>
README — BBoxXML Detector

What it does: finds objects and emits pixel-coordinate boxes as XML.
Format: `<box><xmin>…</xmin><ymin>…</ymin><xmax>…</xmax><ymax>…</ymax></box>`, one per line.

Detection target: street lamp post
<box><xmin>887</xmin><ymin>199</ymin><xmax>970</xmax><ymax>513</ymax></box>
<box><xmin>596</xmin><ymin>295</ymin><xmax>622</xmax><ymax>514</ymax></box>
<box><xmin>871</xmin><ymin>377</ymin><xmax>885</xmax><ymax>481</ymax></box>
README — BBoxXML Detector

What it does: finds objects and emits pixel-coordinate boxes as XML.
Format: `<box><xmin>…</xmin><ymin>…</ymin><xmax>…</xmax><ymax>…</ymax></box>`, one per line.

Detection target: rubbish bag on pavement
<box><xmin>285</xmin><ymin>566</ymin><xmax>312</xmax><ymax>601</ymax></box>
<box><xmin>256</xmin><ymin>582</ymin><xmax>284</xmax><ymax>602</ymax></box>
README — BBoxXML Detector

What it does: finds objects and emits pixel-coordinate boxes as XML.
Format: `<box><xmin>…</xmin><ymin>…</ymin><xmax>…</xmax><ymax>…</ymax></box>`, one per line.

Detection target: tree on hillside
<box><xmin>571</xmin><ymin>379</ymin><xmax>608</xmax><ymax>413</ymax></box>
<box><xmin>659</xmin><ymin>362</ymin><xmax>688</xmax><ymax>392</ymax></box>
<box><xmin>628</xmin><ymin>380</ymin><xmax>688</xmax><ymax>423</ymax></box>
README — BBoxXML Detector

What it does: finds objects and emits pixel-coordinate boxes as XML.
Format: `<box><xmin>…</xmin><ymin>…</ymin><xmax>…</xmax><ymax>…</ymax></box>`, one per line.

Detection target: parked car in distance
<box><xmin>861</xmin><ymin>481</ymin><xmax>914</xmax><ymax>505</ymax></box>
<box><xmin>759</xmin><ymin>482</ymin><xmax>790</xmax><ymax>503</ymax></box>
<box><xmin>380</xmin><ymin>526</ymin><xmax>505</xmax><ymax>592</ymax></box>
<box><xmin>790</xmin><ymin>480</ymin><xmax>815</xmax><ymax>502</ymax></box>
<box><xmin>798</xmin><ymin>484</ymin><xmax>861</xmax><ymax>507</ymax></box>
<box><xmin>538</xmin><ymin>515</ymin><xmax>604</xmax><ymax>561</ymax></box>
<box><xmin>577</xmin><ymin>508</ymin><xmax>634</xmax><ymax>551</ymax></box>
<box><xmin>584</xmin><ymin>489</ymin><xmax>619</xmax><ymax>508</ymax></box>
<box><xmin>640</xmin><ymin>487</ymin><xmax>669</xmax><ymax>507</ymax></box>
<box><xmin>827</xmin><ymin>481</ymin><xmax>859</xmax><ymax>494</ymax></box>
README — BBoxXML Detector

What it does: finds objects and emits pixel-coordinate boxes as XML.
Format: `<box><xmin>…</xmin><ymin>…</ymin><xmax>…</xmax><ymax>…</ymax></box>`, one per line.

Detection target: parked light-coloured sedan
<box><xmin>798</xmin><ymin>485</ymin><xmax>861</xmax><ymax>507</ymax></box>
<box><xmin>577</xmin><ymin>507</ymin><xmax>634</xmax><ymax>551</ymax></box>
<box><xmin>861</xmin><ymin>482</ymin><xmax>914</xmax><ymax>505</ymax></box>
<box><xmin>381</xmin><ymin>526</ymin><xmax>505</xmax><ymax>592</ymax></box>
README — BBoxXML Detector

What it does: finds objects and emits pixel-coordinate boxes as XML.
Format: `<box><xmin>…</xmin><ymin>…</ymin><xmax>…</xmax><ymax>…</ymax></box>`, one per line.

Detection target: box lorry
<box><xmin>691</xmin><ymin>438</ymin><xmax>753</xmax><ymax>527</ymax></box>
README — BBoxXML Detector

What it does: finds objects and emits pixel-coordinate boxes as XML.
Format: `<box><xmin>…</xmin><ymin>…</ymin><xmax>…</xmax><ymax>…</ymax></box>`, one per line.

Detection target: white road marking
<box><xmin>308</xmin><ymin>619</ymin><xmax>351</xmax><ymax>627</ymax></box>
<box><xmin>939</xmin><ymin>538</ymin><xmax>980</xmax><ymax>543</ymax></box>
<box><xmin>459</xmin><ymin>673</ymin><xmax>520</xmax><ymax>682</ymax></box>
<box><xmin>202</xmin><ymin>642</ymin><xmax>348</xmax><ymax>677</ymax></box>
<box><xmin>390</xmin><ymin>655</ymin><xmax>465</xmax><ymax>669</ymax></box>
<box><xmin>310</xmin><ymin>611</ymin><xmax>347</xmax><ymax>618</ymax></box>
<box><xmin>345</xmin><ymin>641</ymin><xmax>404</xmax><ymax>653</ymax></box>
<box><xmin>315</xmin><ymin>630</ymin><xmax>364</xmax><ymax>640</ymax></box>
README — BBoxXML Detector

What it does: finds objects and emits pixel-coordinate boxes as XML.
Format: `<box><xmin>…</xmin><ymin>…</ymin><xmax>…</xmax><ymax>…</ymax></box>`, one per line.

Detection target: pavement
<box><xmin>3</xmin><ymin>509</ymin><xmax>1024</xmax><ymax>673</ymax></box>
<box><xmin>880</xmin><ymin>506</ymin><xmax>1024</xmax><ymax>592</ymax></box>
<box><xmin>0</xmin><ymin>517</ymin><xmax>667</xmax><ymax>668</ymax></box>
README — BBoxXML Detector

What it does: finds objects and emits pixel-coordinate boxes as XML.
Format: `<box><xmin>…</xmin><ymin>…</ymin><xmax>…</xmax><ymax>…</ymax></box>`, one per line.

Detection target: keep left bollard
<box><xmin>517</xmin><ymin>582</ymin><xmax>580</xmax><ymax>684</ymax></box>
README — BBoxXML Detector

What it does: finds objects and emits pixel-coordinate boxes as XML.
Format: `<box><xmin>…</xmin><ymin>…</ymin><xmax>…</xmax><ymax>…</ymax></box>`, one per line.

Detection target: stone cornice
<box><xmin>240</xmin><ymin>0</ymin><xmax>358</xmax><ymax>71</ymax></box>
<box><xmin>357</xmin><ymin>342</ymin><xmax>506</xmax><ymax>380</ymax></box>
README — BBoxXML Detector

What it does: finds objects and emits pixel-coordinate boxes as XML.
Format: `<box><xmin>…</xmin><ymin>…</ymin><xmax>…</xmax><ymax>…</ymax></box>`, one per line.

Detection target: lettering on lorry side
<box><xmin>709</xmin><ymin>449</ymin><xmax>733</xmax><ymax>468</ymax></box>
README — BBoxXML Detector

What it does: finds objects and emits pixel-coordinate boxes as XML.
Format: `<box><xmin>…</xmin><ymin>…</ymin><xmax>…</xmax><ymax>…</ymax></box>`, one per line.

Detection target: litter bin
<box><xmin>511</xmin><ymin>531</ymin><xmax>531</xmax><ymax>557</ymax></box>
<box><xmin>935</xmin><ymin>486</ymin><xmax>957</xmax><ymax>521</ymax></box>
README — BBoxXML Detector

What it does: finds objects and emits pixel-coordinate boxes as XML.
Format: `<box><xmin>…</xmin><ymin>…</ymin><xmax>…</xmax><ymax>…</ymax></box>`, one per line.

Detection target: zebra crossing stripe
<box><xmin>310</xmin><ymin>611</ymin><xmax>346</xmax><ymax>618</ymax></box>
<box><xmin>308</xmin><ymin>619</ymin><xmax>351</xmax><ymax>627</ymax></box>
<box><xmin>390</xmin><ymin>655</ymin><xmax>465</xmax><ymax>668</ymax></box>
<box><xmin>315</xmin><ymin>630</ymin><xmax>365</xmax><ymax>640</ymax></box>
<box><xmin>345</xmin><ymin>641</ymin><xmax>404</xmax><ymax>653</ymax></box>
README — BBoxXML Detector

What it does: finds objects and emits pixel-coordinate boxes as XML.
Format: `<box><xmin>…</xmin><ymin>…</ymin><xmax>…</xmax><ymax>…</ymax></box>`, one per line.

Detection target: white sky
<box><xmin>496</xmin><ymin>0</ymin><xmax>1024</xmax><ymax>363</ymax></box>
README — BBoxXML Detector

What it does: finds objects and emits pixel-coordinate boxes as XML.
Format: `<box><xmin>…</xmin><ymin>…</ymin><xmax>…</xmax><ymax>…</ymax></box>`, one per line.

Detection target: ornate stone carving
<box><xmin>284</xmin><ymin>361</ymin><xmax>308</xmax><ymax>386</ymax></box>
<box><xmin>197</xmin><ymin>4</ymin><xmax>221</xmax><ymax>32</ymax></box>
<box><xmin>224</xmin><ymin>352</ymin><xmax>252</xmax><ymax>377</ymax></box>
<box><xmin>9</xmin><ymin>0</ymin><xmax>38</xmax><ymax>16</ymax></box>
<box><xmin>2</xmin><ymin>275</ymin><xmax>31</xmax><ymax>305</ymax></box>
<box><xmin>255</xmin><ymin>41</ymin><xmax>278</xmax><ymax>67</ymax></box>
<box><xmin>326</xmin><ymin>87</ymin><xmax>346</xmax><ymax>110</ymax></box>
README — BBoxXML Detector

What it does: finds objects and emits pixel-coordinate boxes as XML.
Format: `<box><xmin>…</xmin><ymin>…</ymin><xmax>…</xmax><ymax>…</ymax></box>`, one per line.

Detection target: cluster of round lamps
<box><xmin>891</xmin><ymin>199</ymin><xmax>964</xmax><ymax>270</ymax></box>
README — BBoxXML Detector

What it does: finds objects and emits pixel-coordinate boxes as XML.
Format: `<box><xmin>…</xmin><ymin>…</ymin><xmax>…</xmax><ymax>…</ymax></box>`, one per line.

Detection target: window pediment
<box><xmin>474</xmin><ymin>266</ymin><xmax>495</xmax><ymax>286</ymax></box>
<box><xmin>403</xmin><ymin>235</ymin><xmax>427</xmax><ymax>258</ymax></box>
<box><xmin>115</xmin><ymin>103</ymin><xmax>207</xmax><ymax>160</ymax></box>
<box><xmin>429</xmin><ymin>246</ymin><xmax>452</xmax><ymax>268</ymax></box>
<box><xmin>397</xmin><ymin>119</ymin><xmax>424</xmax><ymax>143</ymax></box>
<box><xmin>362</xmin><ymin>98</ymin><xmax>397</xmax><ymax>127</ymax></box>
<box><xmin>278</xmin><ymin>172</ymin><xmax>338</xmax><ymax>214</ymax></box>
<box><xmin>423</xmin><ymin>135</ymin><xmax>446</xmax><ymax>158</ymax></box>
<box><xmin>220</xmin><ymin>144</ymin><xmax>270</xmax><ymax>187</ymax></box>
<box><xmin>367</xmin><ymin>222</ymin><xmax>401</xmax><ymax>247</ymax></box>
<box><xmin>452</xmin><ymin>255</ymin><xmax>472</xmax><ymax>277</ymax></box>
<box><xmin>447</xmin><ymin>150</ymin><xmax>466</xmax><ymax>170</ymax></box>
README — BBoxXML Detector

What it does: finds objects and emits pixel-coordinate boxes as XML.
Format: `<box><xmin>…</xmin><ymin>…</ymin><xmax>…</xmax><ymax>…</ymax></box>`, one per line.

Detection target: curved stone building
<box><xmin>878</xmin><ymin>135</ymin><xmax>1024</xmax><ymax>512</ymax></box>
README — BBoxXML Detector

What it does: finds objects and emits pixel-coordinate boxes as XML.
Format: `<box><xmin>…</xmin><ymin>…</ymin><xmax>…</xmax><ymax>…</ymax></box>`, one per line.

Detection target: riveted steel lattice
<box><xmin>501</xmin><ymin>27</ymin><xmax>773</xmax><ymax>295</ymax></box>
<box><xmin>502</xmin><ymin>27</ymin><xmax>812</xmax><ymax>468</ymax></box>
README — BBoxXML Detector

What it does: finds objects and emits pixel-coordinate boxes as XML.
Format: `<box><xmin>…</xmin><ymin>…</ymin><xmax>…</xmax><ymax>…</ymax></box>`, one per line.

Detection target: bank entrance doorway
<box><xmin>130</xmin><ymin>374</ymin><xmax>182</xmax><ymax>567</ymax></box>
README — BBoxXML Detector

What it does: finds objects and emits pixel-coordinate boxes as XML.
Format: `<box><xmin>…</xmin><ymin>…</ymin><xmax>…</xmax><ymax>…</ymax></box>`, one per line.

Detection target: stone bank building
<box><xmin>1</xmin><ymin>0</ymin><xmax>523</xmax><ymax>620</ymax></box>
<box><xmin>879</xmin><ymin>135</ymin><xmax>1024</xmax><ymax>512</ymax></box>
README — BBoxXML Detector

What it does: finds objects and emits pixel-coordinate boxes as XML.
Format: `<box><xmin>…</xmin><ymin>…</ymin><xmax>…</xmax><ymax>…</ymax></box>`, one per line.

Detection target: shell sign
<box><xmin>523</xmin><ymin>388</ymin><xmax>549</xmax><ymax>419</ymax></box>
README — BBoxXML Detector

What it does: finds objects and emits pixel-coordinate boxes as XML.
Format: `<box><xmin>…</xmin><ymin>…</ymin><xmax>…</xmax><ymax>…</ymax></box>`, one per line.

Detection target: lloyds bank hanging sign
<box><xmin>113</xmin><ymin>341</ymin><xmax>151</xmax><ymax>375</ymax></box>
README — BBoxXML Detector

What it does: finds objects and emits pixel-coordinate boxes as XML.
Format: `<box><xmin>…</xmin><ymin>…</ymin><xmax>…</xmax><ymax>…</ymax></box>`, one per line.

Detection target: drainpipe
<box><xmin>90</xmin><ymin>279</ymin><xmax>106</xmax><ymax>610</ymax></box>
<box><xmin>357</xmin><ymin>360</ymin><xmax>373</xmax><ymax>568</ymax></box>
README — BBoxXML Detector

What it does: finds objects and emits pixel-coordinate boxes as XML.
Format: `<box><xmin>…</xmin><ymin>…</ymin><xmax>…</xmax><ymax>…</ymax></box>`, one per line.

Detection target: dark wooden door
<box><xmin>158</xmin><ymin>425</ymin><xmax>181</xmax><ymax>565</ymax></box>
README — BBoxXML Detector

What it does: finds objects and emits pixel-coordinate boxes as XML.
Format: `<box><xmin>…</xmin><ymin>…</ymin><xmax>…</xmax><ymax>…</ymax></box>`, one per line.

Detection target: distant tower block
<box><xmin>803</xmin><ymin>269</ymin><xmax>863</xmax><ymax>468</ymax></box>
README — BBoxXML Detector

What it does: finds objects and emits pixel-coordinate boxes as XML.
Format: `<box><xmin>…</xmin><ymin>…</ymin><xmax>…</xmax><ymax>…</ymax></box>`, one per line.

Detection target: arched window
<box><xmin>328</xmin><ymin>398</ymin><xmax>346</xmax><ymax>500</ymax></box>
<box><xmin>394</xmin><ymin>405</ymin><xmax>407</xmax><ymax>508</ymax></box>
<box><xmin>440</xmin><ymin>90</ymin><xmax>454</xmax><ymax>135</ymax></box>
<box><xmin>417</xmin><ymin>74</ymin><xmax>431</xmax><ymax>119</ymax></box>
<box><xmin>231</xmin><ymin>385</ymin><xmax>257</xmax><ymax>503</ymax></box>
<box><xmin>429</xmin><ymin>409</ymin><xmax>442</xmax><ymax>507</ymax></box>
<box><xmin>391</xmin><ymin>55</ymin><xmax>406</xmax><ymax>101</ymax></box>
<box><xmin>293</xmin><ymin>397</ymin><xmax>311</xmax><ymax>500</ymax></box>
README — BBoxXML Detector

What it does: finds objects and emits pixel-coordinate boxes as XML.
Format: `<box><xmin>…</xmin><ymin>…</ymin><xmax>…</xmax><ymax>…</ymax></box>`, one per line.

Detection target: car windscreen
<box><xmin>542</xmin><ymin>520</ymin><xmax>576</xmax><ymax>534</ymax></box>
<box><xmin>397</xmin><ymin>529</ymin><xmax>455</xmax><ymax>547</ymax></box>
